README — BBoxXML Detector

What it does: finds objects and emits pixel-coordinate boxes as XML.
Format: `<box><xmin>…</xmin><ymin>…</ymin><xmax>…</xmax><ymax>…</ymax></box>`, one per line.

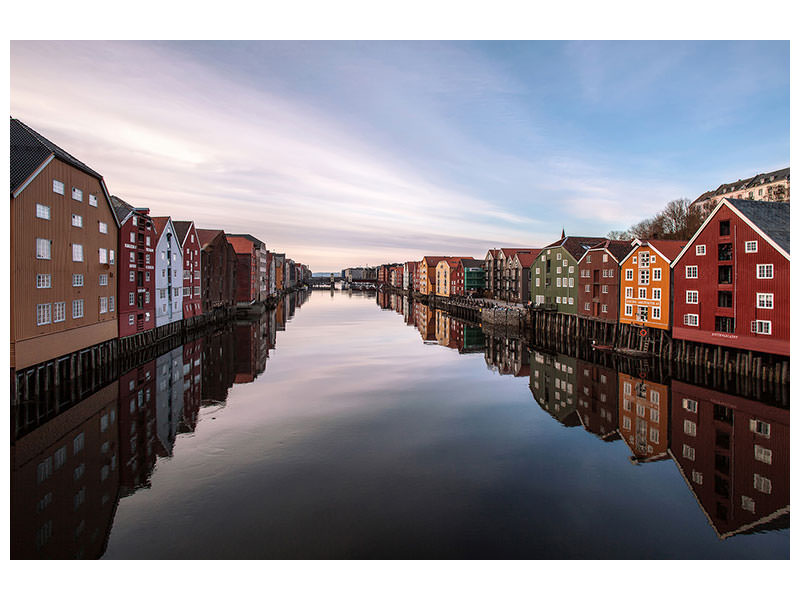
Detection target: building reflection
<box><xmin>201</xmin><ymin>327</ymin><xmax>237</xmax><ymax>405</ymax></box>
<box><xmin>528</xmin><ymin>350</ymin><xmax>580</xmax><ymax>427</ymax></box>
<box><xmin>118</xmin><ymin>361</ymin><xmax>157</xmax><ymax>496</ymax></box>
<box><xmin>618</xmin><ymin>373</ymin><xmax>669</xmax><ymax>464</ymax></box>
<box><xmin>485</xmin><ymin>334</ymin><xmax>528</xmax><ymax>375</ymax></box>
<box><xmin>575</xmin><ymin>359</ymin><xmax>620</xmax><ymax>441</ymax></box>
<box><xmin>415</xmin><ymin>303</ymin><xmax>436</xmax><ymax>342</ymax></box>
<box><xmin>179</xmin><ymin>338</ymin><xmax>203</xmax><ymax>434</ymax></box>
<box><xmin>233</xmin><ymin>314</ymin><xmax>268</xmax><ymax>384</ymax></box>
<box><xmin>669</xmin><ymin>380</ymin><xmax>789</xmax><ymax>539</ymax></box>
<box><xmin>10</xmin><ymin>382</ymin><xmax>120</xmax><ymax>559</ymax></box>
<box><xmin>155</xmin><ymin>346</ymin><xmax>184</xmax><ymax>457</ymax></box>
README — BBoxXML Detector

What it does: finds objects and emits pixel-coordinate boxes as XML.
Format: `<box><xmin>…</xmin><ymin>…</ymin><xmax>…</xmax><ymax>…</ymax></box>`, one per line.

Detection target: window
<box><xmin>568</xmin><ymin>297</ymin><xmax>573</xmax><ymax>305</ymax></box>
<box><xmin>686</xmin><ymin>266</ymin><xmax>698</xmax><ymax>279</ymax></box>
<box><xmin>160</xmin><ymin>289</ymin><xmax>166</xmax><ymax>299</ymax></box>
<box><xmin>109</xmin><ymin>296</ymin><xmax>115</xmax><ymax>312</ymax></box>
<box><xmin>36</xmin><ymin>273</ymin><xmax>52</xmax><ymax>288</ymax></box>
<box><xmin>89</xmin><ymin>194</ymin><xmax>98</xmax><ymax>207</ymax></box>
<box><xmin>686</xmin><ymin>290</ymin><xmax>698</xmax><ymax>304</ymax></box>
<box><xmin>99</xmin><ymin>297</ymin><xmax>108</xmax><ymax>314</ymax></box>
<box><xmin>750</xmin><ymin>420</ymin><xmax>770</xmax><ymax>437</ymax></box>
<box><xmin>625</xmin><ymin>287</ymin><xmax>633</xmax><ymax>298</ymax></box>
<box><xmin>584</xmin><ymin>302</ymin><xmax>590</xmax><ymax>311</ymax></box>
<box><xmin>601</xmin><ymin>304</ymin><xmax>607</xmax><ymax>313</ymax></box>
<box><xmin>71</xmin><ymin>214</ymin><xmax>83</xmax><ymax>228</ymax></box>
<box><xmin>73</xmin><ymin>432</ymin><xmax>84</xmax><ymax>454</ymax></box>
<box><xmin>194</xmin><ymin>286</ymin><xmax>200</xmax><ymax>295</ymax></box>
<box><xmin>744</xmin><ymin>240</ymin><xmax>758</xmax><ymax>253</ymax></box>
<box><xmin>129</xmin><ymin>292</ymin><xmax>135</xmax><ymax>306</ymax></box>
<box><xmin>683</xmin><ymin>420</ymin><xmax>697</xmax><ymax>436</ymax></box>
<box><xmin>72</xmin><ymin>244</ymin><xmax>83</xmax><ymax>262</ymax></box>
<box><xmin>649</xmin><ymin>429</ymin><xmax>659</xmax><ymax>443</ymax></box>
<box><xmin>132</xmin><ymin>216</ymin><xmax>137</xmax><ymax>226</ymax></box>
<box><xmin>638</xmin><ymin>288</ymin><xmax>647</xmax><ymax>299</ymax></box>
<box><xmin>53</xmin><ymin>302</ymin><xmax>66</xmax><ymax>322</ymax></box>
<box><xmin>719</xmin><ymin>220</ymin><xmax>730</xmax><ymax>236</ymax></box>
<box><xmin>684</xmin><ymin>314</ymin><xmax>699</xmax><ymax>326</ymax></box>
<box><xmin>72</xmin><ymin>299</ymin><xmax>84</xmax><ymax>319</ymax></box>
<box><xmin>129</xmin><ymin>270</ymin><xmax>135</xmax><ymax>282</ymax></box>
<box><xmin>756</xmin><ymin>264</ymin><xmax>773</xmax><ymax>279</ymax></box>
<box><xmin>72</xmin><ymin>187</ymin><xmax>83</xmax><ymax>202</ymax></box>
<box><xmin>638</xmin><ymin>252</ymin><xmax>650</xmax><ymax>267</ymax></box>
<box><xmin>652</xmin><ymin>268</ymin><xmax>661</xmax><ymax>281</ymax></box>
<box><xmin>146</xmin><ymin>254</ymin><xmax>151</xmax><ymax>264</ymax></box>
<box><xmin>753</xmin><ymin>474</ymin><xmax>772</xmax><ymax>494</ymax></box>
<box><xmin>624</xmin><ymin>304</ymin><xmax>633</xmax><ymax>316</ymax></box>
<box><xmin>718</xmin><ymin>291</ymin><xmax>733</xmax><ymax>308</ymax></box>
<box><xmin>145</xmin><ymin>292</ymin><xmax>150</xmax><ymax>303</ymax></box>
<box><xmin>695</xmin><ymin>244</ymin><xmax>706</xmax><ymax>256</ymax></box>
<box><xmin>682</xmin><ymin>398</ymin><xmax>698</xmax><ymax>412</ymax></box>
<box><xmin>692</xmin><ymin>470</ymin><xmax>703</xmax><ymax>485</ymax></box>
<box><xmin>682</xmin><ymin>444</ymin><xmax>695</xmax><ymax>460</ymax></box>
<box><xmin>36</xmin><ymin>203</ymin><xmax>51</xmax><ymax>219</ymax></box>
<box><xmin>754</xmin><ymin>445</ymin><xmax>772</xmax><ymax>465</ymax></box>
<box><xmin>53</xmin><ymin>179</ymin><xmax>65</xmax><ymax>195</ymax></box>
<box><xmin>601</xmin><ymin>284</ymin><xmax>608</xmax><ymax>294</ymax></box>
<box><xmin>637</xmin><ymin>404</ymin><xmax>646</xmax><ymax>417</ymax></box>
<box><xmin>145</xmin><ymin>272</ymin><xmax>150</xmax><ymax>282</ymax></box>
<box><xmin>99</xmin><ymin>248</ymin><xmax>108</xmax><ymax>264</ymax></box>
<box><xmin>652</xmin><ymin>307</ymin><xmax>661</xmax><ymax>320</ymax></box>
<box><xmin>741</xmin><ymin>496</ymin><xmax>755</xmax><ymax>513</ymax></box>
<box><xmin>622</xmin><ymin>416</ymin><xmax>631</xmax><ymax>429</ymax></box>
<box><xmin>757</xmin><ymin>293</ymin><xmax>773</xmax><ymax>309</ymax></box>
<box><xmin>584</xmin><ymin>284</ymin><xmax>590</xmax><ymax>292</ymax></box>
<box><xmin>718</xmin><ymin>265</ymin><xmax>732</xmax><ymax>284</ymax></box>
<box><xmin>623</xmin><ymin>383</ymin><xmax>632</xmax><ymax>397</ymax></box>
<box><xmin>751</xmin><ymin>320</ymin><xmax>771</xmax><ymax>335</ymax></box>
<box><xmin>146</xmin><ymin>236</ymin><xmax>151</xmax><ymax>246</ymax></box>
<box><xmin>37</xmin><ymin>303</ymin><xmax>51</xmax><ymax>325</ymax></box>
<box><xmin>73</xmin><ymin>463</ymin><xmax>85</xmax><ymax>481</ymax></box>
<box><xmin>36</xmin><ymin>238</ymin><xmax>52</xmax><ymax>259</ymax></box>
<box><xmin>652</xmin><ymin>288</ymin><xmax>661</xmax><ymax>300</ymax></box>
<box><xmin>72</xmin><ymin>274</ymin><xmax>84</xmax><ymax>287</ymax></box>
<box><xmin>625</xmin><ymin>269</ymin><xmax>633</xmax><ymax>281</ymax></box>
<box><xmin>602</xmin><ymin>254</ymin><xmax>608</xmax><ymax>263</ymax></box>
<box><xmin>718</xmin><ymin>243</ymin><xmax>732</xmax><ymax>261</ymax></box>
<box><xmin>128</xmin><ymin>314</ymin><xmax>135</xmax><ymax>326</ymax></box>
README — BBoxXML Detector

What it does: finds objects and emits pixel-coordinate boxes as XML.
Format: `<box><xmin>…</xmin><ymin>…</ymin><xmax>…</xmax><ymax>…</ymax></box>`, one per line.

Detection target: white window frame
<box><xmin>99</xmin><ymin>248</ymin><xmax>108</xmax><ymax>264</ymax></box>
<box><xmin>652</xmin><ymin>306</ymin><xmax>661</xmax><ymax>320</ymax></box>
<box><xmin>36</xmin><ymin>238</ymin><xmax>52</xmax><ymax>260</ymax></box>
<box><xmin>99</xmin><ymin>221</ymin><xmax>108</xmax><ymax>234</ymax></box>
<box><xmin>624</xmin><ymin>304</ymin><xmax>633</xmax><ymax>316</ymax></box>
<box><xmin>756</xmin><ymin>293</ymin><xmax>773</xmax><ymax>309</ymax></box>
<box><xmin>36</xmin><ymin>273</ymin><xmax>52</xmax><ymax>289</ymax></box>
<box><xmin>37</xmin><ymin>303</ymin><xmax>51</xmax><ymax>326</ymax></box>
<box><xmin>686</xmin><ymin>265</ymin><xmax>698</xmax><ymax>279</ymax></box>
<box><xmin>744</xmin><ymin>240</ymin><xmax>758</xmax><ymax>253</ymax></box>
<box><xmin>88</xmin><ymin>194</ymin><xmax>98</xmax><ymax>207</ymax></box>
<box><xmin>72</xmin><ymin>274</ymin><xmax>84</xmax><ymax>287</ymax></box>
<box><xmin>72</xmin><ymin>187</ymin><xmax>83</xmax><ymax>202</ymax></box>
<box><xmin>53</xmin><ymin>179</ymin><xmax>65</xmax><ymax>195</ymax></box>
<box><xmin>53</xmin><ymin>301</ymin><xmax>66</xmax><ymax>323</ymax></box>
<box><xmin>99</xmin><ymin>273</ymin><xmax>108</xmax><ymax>286</ymax></box>
<box><xmin>756</xmin><ymin>264</ymin><xmax>773</xmax><ymax>279</ymax></box>
<box><xmin>99</xmin><ymin>297</ymin><xmax>108</xmax><ymax>314</ymax></box>
<box><xmin>36</xmin><ymin>203</ymin><xmax>51</xmax><ymax>219</ymax></box>
<box><xmin>686</xmin><ymin>290</ymin><xmax>698</xmax><ymax>304</ymax></box>
<box><xmin>652</xmin><ymin>288</ymin><xmax>661</xmax><ymax>300</ymax></box>
<box><xmin>695</xmin><ymin>244</ymin><xmax>706</xmax><ymax>256</ymax></box>
<box><xmin>71</xmin><ymin>214</ymin><xmax>83</xmax><ymax>228</ymax></box>
<box><xmin>625</xmin><ymin>269</ymin><xmax>633</xmax><ymax>281</ymax></box>
<box><xmin>72</xmin><ymin>299</ymin><xmax>84</xmax><ymax>319</ymax></box>
<box><xmin>72</xmin><ymin>244</ymin><xmax>84</xmax><ymax>262</ymax></box>
<box><xmin>625</xmin><ymin>287</ymin><xmax>633</xmax><ymax>298</ymax></box>
<box><xmin>751</xmin><ymin>320</ymin><xmax>772</xmax><ymax>335</ymax></box>
<box><xmin>652</xmin><ymin>268</ymin><xmax>662</xmax><ymax>281</ymax></box>
<box><xmin>684</xmin><ymin>314</ymin><xmax>699</xmax><ymax>326</ymax></box>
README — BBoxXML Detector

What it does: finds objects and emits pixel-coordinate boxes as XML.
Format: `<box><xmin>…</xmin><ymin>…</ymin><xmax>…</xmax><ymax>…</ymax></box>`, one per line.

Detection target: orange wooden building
<box><xmin>617</xmin><ymin>239</ymin><xmax>686</xmax><ymax>331</ymax></box>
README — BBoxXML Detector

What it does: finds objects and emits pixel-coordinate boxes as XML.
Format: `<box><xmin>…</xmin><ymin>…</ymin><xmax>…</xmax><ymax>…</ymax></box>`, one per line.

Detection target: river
<box><xmin>10</xmin><ymin>289</ymin><xmax>789</xmax><ymax>559</ymax></box>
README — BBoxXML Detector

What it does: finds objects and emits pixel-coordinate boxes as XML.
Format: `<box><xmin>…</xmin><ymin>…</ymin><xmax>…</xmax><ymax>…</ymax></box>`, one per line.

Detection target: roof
<box><xmin>150</xmin><ymin>216</ymin><xmax>172</xmax><ymax>237</ymax></box>
<box><xmin>422</xmin><ymin>256</ymin><xmax>448</xmax><ymax>266</ymax></box>
<box><xmin>543</xmin><ymin>235</ymin><xmax>609</xmax><ymax>261</ymax></box>
<box><xmin>196</xmin><ymin>228</ymin><xmax>225</xmax><ymax>248</ymax></box>
<box><xmin>500</xmin><ymin>248</ymin><xmax>538</xmax><ymax>260</ymax></box>
<box><xmin>172</xmin><ymin>221</ymin><xmax>195</xmax><ymax>245</ymax></box>
<box><xmin>584</xmin><ymin>239</ymin><xmax>632</xmax><ymax>263</ymax></box>
<box><xmin>745</xmin><ymin>167</ymin><xmax>789</xmax><ymax>188</ymax></box>
<box><xmin>110</xmin><ymin>195</ymin><xmax>136</xmax><ymax>224</ymax></box>
<box><xmin>10</xmin><ymin>117</ymin><xmax>104</xmax><ymax>193</ymax></box>
<box><xmin>486</xmin><ymin>249</ymin><xmax>500</xmax><ymax>259</ymax></box>
<box><xmin>460</xmin><ymin>258</ymin><xmax>484</xmax><ymax>269</ymax></box>
<box><xmin>514</xmin><ymin>251</ymin><xmax>541</xmax><ymax>268</ymax></box>
<box><xmin>226</xmin><ymin>234</ymin><xmax>255</xmax><ymax>255</ymax></box>
<box><xmin>625</xmin><ymin>239</ymin><xmax>687</xmax><ymax>263</ymax></box>
<box><xmin>228</xmin><ymin>233</ymin><xmax>265</xmax><ymax>247</ymax></box>
<box><xmin>728</xmin><ymin>198</ymin><xmax>790</xmax><ymax>254</ymax></box>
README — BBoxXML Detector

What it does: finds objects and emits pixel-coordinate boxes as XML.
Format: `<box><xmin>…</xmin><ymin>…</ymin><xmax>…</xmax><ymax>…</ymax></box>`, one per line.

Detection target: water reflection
<box><xmin>10</xmin><ymin>289</ymin><xmax>787</xmax><ymax>558</ymax></box>
<box><xmin>11</xmin><ymin>291</ymin><xmax>310</xmax><ymax>559</ymax></box>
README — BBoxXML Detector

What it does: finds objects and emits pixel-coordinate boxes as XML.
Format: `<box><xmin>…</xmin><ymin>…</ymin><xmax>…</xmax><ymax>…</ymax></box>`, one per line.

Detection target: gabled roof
<box><xmin>543</xmin><ymin>235</ymin><xmax>609</xmax><ymax>261</ymax></box>
<box><xmin>226</xmin><ymin>234</ymin><xmax>255</xmax><ymax>255</ymax></box>
<box><xmin>172</xmin><ymin>221</ymin><xmax>195</xmax><ymax>246</ymax></box>
<box><xmin>485</xmin><ymin>248</ymin><xmax>500</xmax><ymax>259</ymax></box>
<box><xmin>622</xmin><ymin>238</ymin><xmax>686</xmax><ymax>264</ymax></box>
<box><xmin>110</xmin><ymin>195</ymin><xmax>137</xmax><ymax>225</ymax></box>
<box><xmin>151</xmin><ymin>216</ymin><xmax>172</xmax><ymax>237</ymax></box>
<box><xmin>10</xmin><ymin>117</ymin><xmax>104</xmax><ymax>193</ymax></box>
<box><xmin>581</xmin><ymin>239</ymin><xmax>632</xmax><ymax>264</ymax></box>
<box><xmin>744</xmin><ymin>167</ymin><xmax>789</xmax><ymax>188</ymax></box>
<box><xmin>672</xmin><ymin>197</ymin><xmax>790</xmax><ymax>265</ymax></box>
<box><xmin>728</xmin><ymin>198</ymin><xmax>789</xmax><ymax>254</ymax></box>
<box><xmin>228</xmin><ymin>233</ymin><xmax>265</xmax><ymax>247</ymax></box>
<box><xmin>512</xmin><ymin>250</ymin><xmax>542</xmax><ymax>268</ymax></box>
<box><xmin>422</xmin><ymin>256</ymin><xmax>448</xmax><ymax>266</ymax></box>
<box><xmin>460</xmin><ymin>258</ymin><xmax>484</xmax><ymax>269</ymax></box>
<box><xmin>500</xmin><ymin>248</ymin><xmax>539</xmax><ymax>261</ymax></box>
<box><xmin>196</xmin><ymin>228</ymin><xmax>225</xmax><ymax>248</ymax></box>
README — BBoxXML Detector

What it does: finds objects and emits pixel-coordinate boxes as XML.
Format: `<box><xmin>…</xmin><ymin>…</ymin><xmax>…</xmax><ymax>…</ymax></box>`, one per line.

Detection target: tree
<box><xmin>606</xmin><ymin>230</ymin><xmax>632</xmax><ymax>240</ymax></box>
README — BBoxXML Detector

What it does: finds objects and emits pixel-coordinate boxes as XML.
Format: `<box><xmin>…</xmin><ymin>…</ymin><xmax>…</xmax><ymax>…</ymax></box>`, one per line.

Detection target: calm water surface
<box><xmin>11</xmin><ymin>290</ymin><xmax>789</xmax><ymax>559</ymax></box>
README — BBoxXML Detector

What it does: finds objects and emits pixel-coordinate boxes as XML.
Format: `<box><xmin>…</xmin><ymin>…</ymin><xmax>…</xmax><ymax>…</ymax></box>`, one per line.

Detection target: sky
<box><xmin>10</xmin><ymin>41</ymin><xmax>789</xmax><ymax>272</ymax></box>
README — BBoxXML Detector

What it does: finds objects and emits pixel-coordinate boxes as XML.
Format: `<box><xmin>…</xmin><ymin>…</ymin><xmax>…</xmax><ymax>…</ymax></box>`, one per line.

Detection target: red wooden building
<box><xmin>226</xmin><ymin>234</ymin><xmax>258</xmax><ymax>304</ymax></box>
<box><xmin>197</xmin><ymin>229</ymin><xmax>237</xmax><ymax>313</ymax></box>
<box><xmin>575</xmin><ymin>359</ymin><xmax>620</xmax><ymax>441</ymax></box>
<box><xmin>669</xmin><ymin>380</ymin><xmax>789</xmax><ymax>539</ymax></box>
<box><xmin>576</xmin><ymin>239</ymin><xmax>631</xmax><ymax>324</ymax></box>
<box><xmin>110</xmin><ymin>196</ymin><xmax>156</xmax><ymax>338</ymax></box>
<box><xmin>173</xmin><ymin>221</ymin><xmax>203</xmax><ymax>319</ymax></box>
<box><xmin>671</xmin><ymin>198</ymin><xmax>789</xmax><ymax>355</ymax></box>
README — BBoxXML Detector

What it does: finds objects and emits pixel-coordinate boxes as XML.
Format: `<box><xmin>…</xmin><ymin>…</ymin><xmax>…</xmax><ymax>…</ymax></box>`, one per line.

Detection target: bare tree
<box><xmin>606</xmin><ymin>229</ymin><xmax>632</xmax><ymax>240</ymax></box>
